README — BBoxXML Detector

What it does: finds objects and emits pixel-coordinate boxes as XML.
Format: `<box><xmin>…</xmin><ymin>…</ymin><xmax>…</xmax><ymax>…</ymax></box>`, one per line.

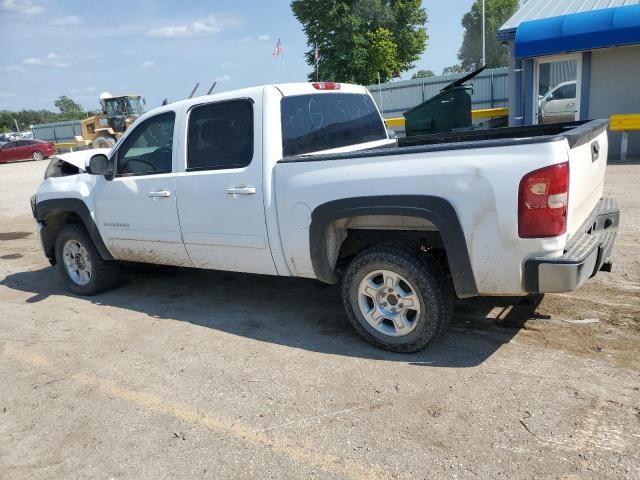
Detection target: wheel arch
<box><xmin>35</xmin><ymin>198</ymin><xmax>113</xmax><ymax>264</ymax></box>
<box><xmin>309</xmin><ymin>195</ymin><xmax>478</xmax><ymax>298</ymax></box>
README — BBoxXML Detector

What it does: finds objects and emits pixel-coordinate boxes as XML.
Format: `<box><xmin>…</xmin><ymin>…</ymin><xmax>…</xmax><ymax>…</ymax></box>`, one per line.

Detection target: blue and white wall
<box><xmin>588</xmin><ymin>45</ymin><xmax>640</xmax><ymax>157</ymax></box>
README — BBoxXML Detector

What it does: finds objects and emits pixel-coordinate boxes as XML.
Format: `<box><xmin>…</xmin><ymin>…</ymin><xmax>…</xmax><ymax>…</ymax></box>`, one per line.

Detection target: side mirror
<box><xmin>85</xmin><ymin>153</ymin><xmax>111</xmax><ymax>176</ymax></box>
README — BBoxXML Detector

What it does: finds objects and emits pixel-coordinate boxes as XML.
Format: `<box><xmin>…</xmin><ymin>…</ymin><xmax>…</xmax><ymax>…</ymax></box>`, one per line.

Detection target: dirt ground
<box><xmin>1</xmin><ymin>159</ymin><xmax>639</xmax><ymax>480</ymax></box>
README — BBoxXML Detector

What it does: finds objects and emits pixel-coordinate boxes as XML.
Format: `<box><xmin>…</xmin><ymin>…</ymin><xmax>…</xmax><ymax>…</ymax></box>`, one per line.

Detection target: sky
<box><xmin>0</xmin><ymin>0</ymin><xmax>475</xmax><ymax>112</ymax></box>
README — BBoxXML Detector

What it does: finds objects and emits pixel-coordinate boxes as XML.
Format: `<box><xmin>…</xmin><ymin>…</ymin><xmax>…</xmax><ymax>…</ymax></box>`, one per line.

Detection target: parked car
<box><xmin>0</xmin><ymin>139</ymin><xmax>56</xmax><ymax>163</ymax></box>
<box><xmin>538</xmin><ymin>80</ymin><xmax>577</xmax><ymax>124</ymax></box>
<box><xmin>31</xmin><ymin>82</ymin><xmax>618</xmax><ymax>352</ymax></box>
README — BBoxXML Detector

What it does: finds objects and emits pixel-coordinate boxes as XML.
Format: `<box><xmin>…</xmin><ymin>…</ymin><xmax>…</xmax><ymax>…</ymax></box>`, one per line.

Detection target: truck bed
<box><xmin>275</xmin><ymin>118</ymin><xmax>609</xmax><ymax>295</ymax></box>
<box><xmin>279</xmin><ymin>119</ymin><xmax>608</xmax><ymax>163</ymax></box>
<box><xmin>398</xmin><ymin>120</ymin><xmax>606</xmax><ymax>149</ymax></box>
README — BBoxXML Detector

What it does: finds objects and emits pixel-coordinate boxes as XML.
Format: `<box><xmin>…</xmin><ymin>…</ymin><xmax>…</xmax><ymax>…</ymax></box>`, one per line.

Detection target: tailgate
<box><xmin>563</xmin><ymin>120</ymin><xmax>609</xmax><ymax>238</ymax></box>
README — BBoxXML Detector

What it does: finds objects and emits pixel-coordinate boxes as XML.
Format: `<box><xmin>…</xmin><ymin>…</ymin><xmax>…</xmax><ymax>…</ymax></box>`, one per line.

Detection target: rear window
<box><xmin>281</xmin><ymin>93</ymin><xmax>386</xmax><ymax>156</ymax></box>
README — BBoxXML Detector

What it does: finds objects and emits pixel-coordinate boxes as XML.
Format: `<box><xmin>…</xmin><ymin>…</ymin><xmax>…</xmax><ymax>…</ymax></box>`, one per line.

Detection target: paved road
<box><xmin>0</xmin><ymin>160</ymin><xmax>638</xmax><ymax>479</ymax></box>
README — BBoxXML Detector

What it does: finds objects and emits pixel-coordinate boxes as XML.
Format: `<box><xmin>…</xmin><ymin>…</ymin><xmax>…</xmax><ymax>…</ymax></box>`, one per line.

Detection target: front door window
<box><xmin>116</xmin><ymin>111</ymin><xmax>175</xmax><ymax>176</ymax></box>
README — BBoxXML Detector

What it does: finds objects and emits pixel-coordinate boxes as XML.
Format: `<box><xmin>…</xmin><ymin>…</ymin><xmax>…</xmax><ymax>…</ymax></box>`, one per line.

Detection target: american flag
<box><xmin>273</xmin><ymin>38</ymin><xmax>283</xmax><ymax>57</ymax></box>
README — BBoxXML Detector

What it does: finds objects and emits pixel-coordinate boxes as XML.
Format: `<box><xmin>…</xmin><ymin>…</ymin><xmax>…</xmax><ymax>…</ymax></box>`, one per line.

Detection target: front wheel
<box><xmin>32</xmin><ymin>150</ymin><xmax>44</xmax><ymax>161</ymax></box>
<box><xmin>55</xmin><ymin>224</ymin><xmax>120</xmax><ymax>295</ymax></box>
<box><xmin>342</xmin><ymin>244</ymin><xmax>454</xmax><ymax>353</ymax></box>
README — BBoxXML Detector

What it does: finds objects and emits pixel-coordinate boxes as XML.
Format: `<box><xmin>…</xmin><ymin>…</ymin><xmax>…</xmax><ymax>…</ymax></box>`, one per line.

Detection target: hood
<box><xmin>55</xmin><ymin>148</ymin><xmax>111</xmax><ymax>171</ymax></box>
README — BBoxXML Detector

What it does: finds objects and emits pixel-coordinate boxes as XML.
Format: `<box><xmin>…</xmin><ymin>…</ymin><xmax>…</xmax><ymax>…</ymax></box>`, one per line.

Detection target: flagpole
<box><xmin>273</xmin><ymin>38</ymin><xmax>284</xmax><ymax>82</ymax></box>
<box><xmin>378</xmin><ymin>72</ymin><xmax>384</xmax><ymax>117</ymax></box>
<box><xmin>315</xmin><ymin>42</ymin><xmax>319</xmax><ymax>82</ymax></box>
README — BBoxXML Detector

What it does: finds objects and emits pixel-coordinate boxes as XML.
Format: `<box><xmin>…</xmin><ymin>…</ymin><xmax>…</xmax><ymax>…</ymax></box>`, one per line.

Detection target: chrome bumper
<box><xmin>524</xmin><ymin>197</ymin><xmax>619</xmax><ymax>293</ymax></box>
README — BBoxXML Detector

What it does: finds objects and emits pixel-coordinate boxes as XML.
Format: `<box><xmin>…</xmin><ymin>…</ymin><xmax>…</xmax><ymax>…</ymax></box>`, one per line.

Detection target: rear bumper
<box><xmin>524</xmin><ymin>197</ymin><xmax>619</xmax><ymax>293</ymax></box>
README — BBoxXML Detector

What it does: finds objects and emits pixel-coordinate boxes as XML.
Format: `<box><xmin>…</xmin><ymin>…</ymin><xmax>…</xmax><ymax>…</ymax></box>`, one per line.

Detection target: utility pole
<box><xmin>481</xmin><ymin>0</ymin><xmax>486</xmax><ymax>67</ymax></box>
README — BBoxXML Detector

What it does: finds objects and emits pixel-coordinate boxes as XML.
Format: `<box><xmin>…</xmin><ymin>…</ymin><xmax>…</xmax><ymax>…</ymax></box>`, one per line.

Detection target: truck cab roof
<box><xmin>144</xmin><ymin>82</ymin><xmax>370</xmax><ymax>120</ymax></box>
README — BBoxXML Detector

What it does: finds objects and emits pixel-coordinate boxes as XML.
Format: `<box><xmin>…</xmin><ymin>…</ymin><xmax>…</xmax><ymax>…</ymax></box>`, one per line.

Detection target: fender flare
<box><xmin>35</xmin><ymin>198</ymin><xmax>114</xmax><ymax>262</ymax></box>
<box><xmin>308</xmin><ymin>195</ymin><xmax>478</xmax><ymax>298</ymax></box>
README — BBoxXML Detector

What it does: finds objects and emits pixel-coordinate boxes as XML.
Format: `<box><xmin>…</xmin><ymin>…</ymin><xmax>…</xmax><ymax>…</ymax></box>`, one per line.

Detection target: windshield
<box><xmin>281</xmin><ymin>93</ymin><xmax>386</xmax><ymax>156</ymax></box>
<box><xmin>125</xmin><ymin>97</ymin><xmax>144</xmax><ymax>115</ymax></box>
<box><xmin>104</xmin><ymin>97</ymin><xmax>143</xmax><ymax>117</ymax></box>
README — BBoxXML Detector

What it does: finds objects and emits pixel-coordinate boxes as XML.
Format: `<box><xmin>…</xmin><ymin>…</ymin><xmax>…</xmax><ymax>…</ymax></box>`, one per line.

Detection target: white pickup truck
<box><xmin>32</xmin><ymin>82</ymin><xmax>619</xmax><ymax>352</ymax></box>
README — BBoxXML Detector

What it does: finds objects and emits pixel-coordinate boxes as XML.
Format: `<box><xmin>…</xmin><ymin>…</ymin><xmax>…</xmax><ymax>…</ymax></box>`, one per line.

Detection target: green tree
<box><xmin>366</xmin><ymin>27</ymin><xmax>400</xmax><ymax>83</ymax></box>
<box><xmin>411</xmin><ymin>69</ymin><xmax>435</xmax><ymax>79</ymax></box>
<box><xmin>457</xmin><ymin>0</ymin><xmax>518</xmax><ymax>70</ymax></box>
<box><xmin>291</xmin><ymin>0</ymin><xmax>428</xmax><ymax>85</ymax></box>
<box><xmin>54</xmin><ymin>95</ymin><xmax>84</xmax><ymax>120</ymax></box>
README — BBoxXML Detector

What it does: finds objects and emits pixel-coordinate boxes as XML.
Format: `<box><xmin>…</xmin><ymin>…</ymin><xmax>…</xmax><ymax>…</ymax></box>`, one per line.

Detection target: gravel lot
<box><xmin>1</xmin><ymin>159</ymin><xmax>639</xmax><ymax>479</ymax></box>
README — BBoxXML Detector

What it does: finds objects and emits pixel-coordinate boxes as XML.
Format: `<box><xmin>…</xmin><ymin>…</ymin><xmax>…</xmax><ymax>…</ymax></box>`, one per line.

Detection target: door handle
<box><xmin>591</xmin><ymin>140</ymin><xmax>600</xmax><ymax>162</ymax></box>
<box><xmin>226</xmin><ymin>186</ymin><xmax>256</xmax><ymax>196</ymax></box>
<box><xmin>148</xmin><ymin>190</ymin><xmax>171</xmax><ymax>198</ymax></box>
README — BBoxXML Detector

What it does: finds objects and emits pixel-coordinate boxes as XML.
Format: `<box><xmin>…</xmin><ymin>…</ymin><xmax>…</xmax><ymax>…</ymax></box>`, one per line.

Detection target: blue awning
<box><xmin>515</xmin><ymin>4</ymin><xmax>640</xmax><ymax>58</ymax></box>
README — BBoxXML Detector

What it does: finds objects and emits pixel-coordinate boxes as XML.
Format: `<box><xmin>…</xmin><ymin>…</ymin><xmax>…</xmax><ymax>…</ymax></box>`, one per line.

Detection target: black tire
<box><xmin>342</xmin><ymin>244</ymin><xmax>454</xmax><ymax>353</ymax></box>
<box><xmin>92</xmin><ymin>136</ymin><xmax>116</xmax><ymax>149</ymax></box>
<box><xmin>32</xmin><ymin>150</ymin><xmax>44</xmax><ymax>161</ymax></box>
<box><xmin>55</xmin><ymin>224</ymin><xmax>120</xmax><ymax>295</ymax></box>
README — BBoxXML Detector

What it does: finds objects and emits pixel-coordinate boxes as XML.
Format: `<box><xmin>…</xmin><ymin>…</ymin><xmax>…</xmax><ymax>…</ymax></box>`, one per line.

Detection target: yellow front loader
<box><xmin>80</xmin><ymin>94</ymin><xmax>144</xmax><ymax>148</ymax></box>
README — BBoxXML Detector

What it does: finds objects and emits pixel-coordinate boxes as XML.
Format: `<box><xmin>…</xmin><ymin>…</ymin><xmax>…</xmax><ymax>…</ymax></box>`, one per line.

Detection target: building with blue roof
<box><xmin>498</xmin><ymin>0</ymin><xmax>640</xmax><ymax>157</ymax></box>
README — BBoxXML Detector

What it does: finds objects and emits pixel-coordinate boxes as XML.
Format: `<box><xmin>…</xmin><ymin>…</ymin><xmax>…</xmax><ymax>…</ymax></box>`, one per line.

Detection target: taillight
<box><xmin>518</xmin><ymin>162</ymin><xmax>569</xmax><ymax>238</ymax></box>
<box><xmin>312</xmin><ymin>82</ymin><xmax>340</xmax><ymax>90</ymax></box>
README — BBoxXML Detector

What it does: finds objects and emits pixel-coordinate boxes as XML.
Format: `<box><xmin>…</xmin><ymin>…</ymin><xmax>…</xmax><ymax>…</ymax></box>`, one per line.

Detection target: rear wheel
<box><xmin>92</xmin><ymin>135</ymin><xmax>116</xmax><ymax>149</ymax></box>
<box><xmin>32</xmin><ymin>150</ymin><xmax>44</xmax><ymax>161</ymax></box>
<box><xmin>55</xmin><ymin>224</ymin><xmax>120</xmax><ymax>295</ymax></box>
<box><xmin>342</xmin><ymin>244</ymin><xmax>454</xmax><ymax>352</ymax></box>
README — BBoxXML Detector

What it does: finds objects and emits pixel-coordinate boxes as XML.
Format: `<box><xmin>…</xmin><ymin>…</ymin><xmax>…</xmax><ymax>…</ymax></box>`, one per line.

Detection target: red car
<box><xmin>0</xmin><ymin>139</ymin><xmax>56</xmax><ymax>163</ymax></box>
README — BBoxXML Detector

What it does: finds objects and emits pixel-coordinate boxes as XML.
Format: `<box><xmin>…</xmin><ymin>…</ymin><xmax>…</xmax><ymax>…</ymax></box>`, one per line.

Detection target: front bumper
<box><xmin>524</xmin><ymin>197</ymin><xmax>619</xmax><ymax>293</ymax></box>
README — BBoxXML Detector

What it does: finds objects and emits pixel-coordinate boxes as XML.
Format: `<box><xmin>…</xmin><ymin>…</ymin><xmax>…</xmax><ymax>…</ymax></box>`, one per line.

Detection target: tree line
<box><xmin>0</xmin><ymin>96</ymin><xmax>92</xmax><ymax>133</ymax></box>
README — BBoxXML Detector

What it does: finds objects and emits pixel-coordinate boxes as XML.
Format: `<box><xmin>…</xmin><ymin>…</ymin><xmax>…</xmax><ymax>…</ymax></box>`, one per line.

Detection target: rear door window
<box><xmin>187</xmin><ymin>100</ymin><xmax>254</xmax><ymax>171</ymax></box>
<box><xmin>281</xmin><ymin>93</ymin><xmax>386</xmax><ymax>157</ymax></box>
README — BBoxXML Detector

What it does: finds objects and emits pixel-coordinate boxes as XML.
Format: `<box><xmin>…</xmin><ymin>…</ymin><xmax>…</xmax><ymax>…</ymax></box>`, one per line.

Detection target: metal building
<box><xmin>498</xmin><ymin>0</ymin><xmax>640</xmax><ymax>158</ymax></box>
